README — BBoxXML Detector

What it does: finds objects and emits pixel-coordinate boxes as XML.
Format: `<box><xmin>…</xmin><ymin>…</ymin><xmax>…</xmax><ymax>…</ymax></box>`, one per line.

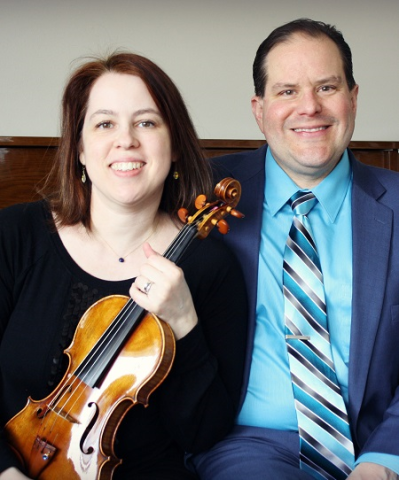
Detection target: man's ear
<box><xmin>350</xmin><ymin>84</ymin><xmax>359</xmax><ymax>115</ymax></box>
<box><xmin>251</xmin><ymin>95</ymin><xmax>265</xmax><ymax>134</ymax></box>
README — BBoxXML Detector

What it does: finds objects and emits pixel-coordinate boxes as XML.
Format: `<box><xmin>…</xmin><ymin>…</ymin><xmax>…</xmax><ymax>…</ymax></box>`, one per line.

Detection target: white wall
<box><xmin>1</xmin><ymin>0</ymin><xmax>398</xmax><ymax>141</ymax></box>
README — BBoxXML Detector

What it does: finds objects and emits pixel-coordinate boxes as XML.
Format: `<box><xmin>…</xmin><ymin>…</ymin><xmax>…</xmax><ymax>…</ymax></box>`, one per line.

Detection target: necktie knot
<box><xmin>289</xmin><ymin>191</ymin><xmax>317</xmax><ymax>217</ymax></box>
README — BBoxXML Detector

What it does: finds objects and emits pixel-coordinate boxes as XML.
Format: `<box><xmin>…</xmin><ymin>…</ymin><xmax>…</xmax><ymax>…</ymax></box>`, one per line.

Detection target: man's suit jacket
<box><xmin>211</xmin><ymin>144</ymin><xmax>399</xmax><ymax>458</ymax></box>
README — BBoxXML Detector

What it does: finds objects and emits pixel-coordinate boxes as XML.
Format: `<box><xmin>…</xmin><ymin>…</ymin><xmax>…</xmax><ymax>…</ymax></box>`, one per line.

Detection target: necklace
<box><xmin>91</xmin><ymin>217</ymin><xmax>160</xmax><ymax>263</ymax></box>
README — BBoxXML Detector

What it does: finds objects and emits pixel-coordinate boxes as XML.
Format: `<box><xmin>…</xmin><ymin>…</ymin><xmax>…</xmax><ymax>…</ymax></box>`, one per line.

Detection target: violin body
<box><xmin>5</xmin><ymin>295</ymin><xmax>175</xmax><ymax>479</ymax></box>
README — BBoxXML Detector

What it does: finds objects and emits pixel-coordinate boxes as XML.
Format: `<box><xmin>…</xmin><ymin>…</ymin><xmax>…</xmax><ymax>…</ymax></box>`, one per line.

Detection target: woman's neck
<box><xmin>89</xmin><ymin>213</ymin><xmax>161</xmax><ymax>264</ymax></box>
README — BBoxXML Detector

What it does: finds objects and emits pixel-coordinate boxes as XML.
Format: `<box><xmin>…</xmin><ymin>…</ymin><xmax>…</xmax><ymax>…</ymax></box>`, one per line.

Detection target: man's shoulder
<box><xmin>212</xmin><ymin>144</ymin><xmax>267</xmax><ymax>165</ymax></box>
<box><xmin>351</xmin><ymin>151</ymin><xmax>399</xmax><ymax>209</ymax></box>
<box><xmin>210</xmin><ymin>144</ymin><xmax>267</xmax><ymax>182</ymax></box>
<box><xmin>351</xmin><ymin>151</ymin><xmax>399</xmax><ymax>186</ymax></box>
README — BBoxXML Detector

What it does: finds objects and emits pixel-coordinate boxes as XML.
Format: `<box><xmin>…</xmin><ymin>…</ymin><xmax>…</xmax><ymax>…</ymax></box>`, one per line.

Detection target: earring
<box><xmin>173</xmin><ymin>171</ymin><xmax>179</xmax><ymax>180</ymax></box>
<box><xmin>81</xmin><ymin>165</ymin><xmax>87</xmax><ymax>184</ymax></box>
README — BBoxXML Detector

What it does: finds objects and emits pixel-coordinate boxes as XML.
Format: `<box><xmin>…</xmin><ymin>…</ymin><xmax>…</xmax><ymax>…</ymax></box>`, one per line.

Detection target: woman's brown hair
<box><xmin>43</xmin><ymin>52</ymin><xmax>213</xmax><ymax>228</ymax></box>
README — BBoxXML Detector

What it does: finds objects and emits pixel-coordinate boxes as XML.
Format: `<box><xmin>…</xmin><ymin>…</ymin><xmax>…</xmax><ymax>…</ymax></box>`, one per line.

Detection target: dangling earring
<box><xmin>81</xmin><ymin>165</ymin><xmax>87</xmax><ymax>184</ymax></box>
<box><xmin>172</xmin><ymin>170</ymin><xmax>179</xmax><ymax>180</ymax></box>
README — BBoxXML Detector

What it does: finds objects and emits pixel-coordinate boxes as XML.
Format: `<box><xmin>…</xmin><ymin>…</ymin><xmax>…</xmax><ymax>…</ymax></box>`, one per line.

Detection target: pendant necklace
<box><xmin>91</xmin><ymin>217</ymin><xmax>160</xmax><ymax>263</ymax></box>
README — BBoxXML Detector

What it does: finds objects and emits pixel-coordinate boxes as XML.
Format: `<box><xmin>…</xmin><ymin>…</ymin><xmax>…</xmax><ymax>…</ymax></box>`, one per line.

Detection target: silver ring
<box><xmin>143</xmin><ymin>281</ymin><xmax>152</xmax><ymax>294</ymax></box>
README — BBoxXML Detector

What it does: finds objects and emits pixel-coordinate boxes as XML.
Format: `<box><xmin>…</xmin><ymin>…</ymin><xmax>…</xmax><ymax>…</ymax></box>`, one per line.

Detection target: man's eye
<box><xmin>281</xmin><ymin>90</ymin><xmax>294</xmax><ymax>96</ymax></box>
<box><xmin>320</xmin><ymin>85</ymin><xmax>336</xmax><ymax>92</ymax></box>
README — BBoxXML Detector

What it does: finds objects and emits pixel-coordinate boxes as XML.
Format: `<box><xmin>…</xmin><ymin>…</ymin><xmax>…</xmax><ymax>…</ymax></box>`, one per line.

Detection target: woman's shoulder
<box><xmin>0</xmin><ymin>200</ymin><xmax>48</xmax><ymax>225</ymax></box>
<box><xmin>0</xmin><ymin>200</ymin><xmax>52</xmax><ymax>255</ymax></box>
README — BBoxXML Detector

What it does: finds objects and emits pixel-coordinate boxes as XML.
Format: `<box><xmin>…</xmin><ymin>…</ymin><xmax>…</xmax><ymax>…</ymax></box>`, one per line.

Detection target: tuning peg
<box><xmin>217</xmin><ymin>219</ymin><xmax>229</xmax><ymax>235</ymax></box>
<box><xmin>229</xmin><ymin>208</ymin><xmax>245</xmax><ymax>219</ymax></box>
<box><xmin>178</xmin><ymin>208</ymin><xmax>189</xmax><ymax>223</ymax></box>
<box><xmin>194</xmin><ymin>194</ymin><xmax>207</xmax><ymax>210</ymax></box>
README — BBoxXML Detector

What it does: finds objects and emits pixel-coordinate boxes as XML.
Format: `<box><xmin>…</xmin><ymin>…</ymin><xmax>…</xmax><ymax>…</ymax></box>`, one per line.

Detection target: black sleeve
<box><xmin>158</xmin><ymin>238</ymin><xmax>248</xmax><ymax>453</ymax></box>
<box><xmin>0</xmin><ymin>205</ymin><xmax>31</xmax><ymax>473</ymax></box>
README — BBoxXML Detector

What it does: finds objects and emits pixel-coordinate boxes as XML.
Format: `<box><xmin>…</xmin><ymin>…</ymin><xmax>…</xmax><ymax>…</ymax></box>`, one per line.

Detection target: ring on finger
<box><xmin>143</xmin><ymin>281</ymin><xmax>153</xmax><ymax>294</ymax></box>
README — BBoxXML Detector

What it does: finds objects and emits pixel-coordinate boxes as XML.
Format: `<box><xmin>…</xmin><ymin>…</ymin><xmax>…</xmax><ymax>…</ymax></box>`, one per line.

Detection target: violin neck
<box><xmin>163</xmin><ymin>222</ymin><xmax>198</xmax><ymax>263</ymax></box>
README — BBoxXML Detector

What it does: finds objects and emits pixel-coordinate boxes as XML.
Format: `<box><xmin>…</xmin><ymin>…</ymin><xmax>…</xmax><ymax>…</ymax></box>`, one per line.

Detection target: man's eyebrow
<box><xmin>270</xmin><ymin>82</ymin><xmax>298</xmax><ymax>92</ymax></box>
<box><xmin>316</xmin><ymin>75</ymin><xmax>344</xmax><ymax>85</ymax></box>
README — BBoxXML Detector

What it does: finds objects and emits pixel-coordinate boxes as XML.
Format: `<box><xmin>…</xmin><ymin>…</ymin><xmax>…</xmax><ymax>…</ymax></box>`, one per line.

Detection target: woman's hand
<box><xmin>0</xmin><ymin>468</ymin><xmax>32</xmax><ymax>480</ymax></box>
<box><xmin>130</xmin><ymin>243</ymin><xmax>198</xmax><ymax>340</ymax></box>
<box><xmin>347</xmin><ymin>463</ymin><xmax>398</xmax><ymax>480</ymax></box>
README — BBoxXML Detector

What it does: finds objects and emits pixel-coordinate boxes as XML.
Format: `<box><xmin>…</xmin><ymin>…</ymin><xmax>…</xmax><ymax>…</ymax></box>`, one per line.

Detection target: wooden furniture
<box><xmin>1</xmin><ymin>136</ymin><xmax>398</xmax><ymax>209</ymax></box>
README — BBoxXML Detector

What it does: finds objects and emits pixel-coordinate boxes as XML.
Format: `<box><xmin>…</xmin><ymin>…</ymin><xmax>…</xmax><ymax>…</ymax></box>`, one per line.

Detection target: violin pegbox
<box><xmin>177</xmin><ymin>178</ymin><xmax>244</xmax><ymax>239</ymax></box>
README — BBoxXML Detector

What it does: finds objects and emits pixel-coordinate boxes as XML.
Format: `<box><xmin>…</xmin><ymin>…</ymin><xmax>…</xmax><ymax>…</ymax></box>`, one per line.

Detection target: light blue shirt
<box><xmin>237</xmin><ymin>148</ymin><xmax>399</xmax><ymax>474</ymax></box>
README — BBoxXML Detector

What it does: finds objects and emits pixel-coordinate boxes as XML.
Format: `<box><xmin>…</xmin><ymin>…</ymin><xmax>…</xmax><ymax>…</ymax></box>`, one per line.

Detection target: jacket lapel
<box><xmin>212</xmin><ymin>146</ymin><xmax>267</xmax><ymax>401</ymax></box>
<box><xmin>212</xmin><ymin>145</ymin><xmax>266</xmax><ymax>320</ymax></box>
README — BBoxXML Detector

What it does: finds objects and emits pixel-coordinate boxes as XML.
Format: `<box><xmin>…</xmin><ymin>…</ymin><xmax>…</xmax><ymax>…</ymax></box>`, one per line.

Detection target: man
<box><xmin>192</xmin><ymin>18</ymin><xmax>399</xmax><ymax>480</ymax></box>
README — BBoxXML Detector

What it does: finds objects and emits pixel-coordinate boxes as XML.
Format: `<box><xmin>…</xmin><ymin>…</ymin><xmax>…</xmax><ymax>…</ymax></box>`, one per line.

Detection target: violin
<box><xmin>5</xmin><ymin>177</ymin><xmax>243</xmax><ymax>480</ymax></box>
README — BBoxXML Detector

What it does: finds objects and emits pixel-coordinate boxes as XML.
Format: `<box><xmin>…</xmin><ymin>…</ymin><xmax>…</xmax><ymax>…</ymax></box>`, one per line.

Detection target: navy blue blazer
<box><xmin>211</xmin><ymin>144</ymin><xmax>399</xmax><ymax>458</ymax></box>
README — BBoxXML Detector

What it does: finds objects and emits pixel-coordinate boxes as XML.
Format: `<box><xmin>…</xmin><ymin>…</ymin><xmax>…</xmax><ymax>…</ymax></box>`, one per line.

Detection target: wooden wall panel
<box><xmin>0</xmin><ymin>145</ymin><xmax>56</xmax><ymax>206</ymax></box>
<box><xmin>1</xmin><ymin>137</ymin><xmax>398</xmax><ymax>209</ymax></box>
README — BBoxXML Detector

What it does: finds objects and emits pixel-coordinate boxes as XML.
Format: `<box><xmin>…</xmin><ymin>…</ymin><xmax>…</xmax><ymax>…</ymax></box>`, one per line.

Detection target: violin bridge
<box><xmin>48</xmin><ymin>405</ymin><xmax>80</xmax><ymax>424</ymax></box>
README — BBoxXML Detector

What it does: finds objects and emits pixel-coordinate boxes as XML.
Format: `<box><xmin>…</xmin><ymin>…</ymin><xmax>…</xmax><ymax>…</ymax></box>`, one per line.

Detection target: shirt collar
<box><xmin>265</xmin><ymin>148</ymin><xmax>352</xmax><ymax>222</ymax></box>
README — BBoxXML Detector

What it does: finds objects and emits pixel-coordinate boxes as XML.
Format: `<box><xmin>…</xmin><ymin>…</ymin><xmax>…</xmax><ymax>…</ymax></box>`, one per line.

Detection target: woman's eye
<box><xmin>138</xmin><ymin>121</ymin><xmax>155</xmax><ymax>128</ymax></box>
<box><xmin>97</xmin><ymin>121</ymin><xmax>113</xmax><ymax>129</ymax></box>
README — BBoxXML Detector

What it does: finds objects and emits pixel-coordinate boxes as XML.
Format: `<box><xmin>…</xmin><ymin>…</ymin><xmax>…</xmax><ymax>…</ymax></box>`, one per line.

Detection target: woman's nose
<box><xmin>115</xmin><ymin>127</ymin><xmax>139</xmax><ymax>149</ymax></box>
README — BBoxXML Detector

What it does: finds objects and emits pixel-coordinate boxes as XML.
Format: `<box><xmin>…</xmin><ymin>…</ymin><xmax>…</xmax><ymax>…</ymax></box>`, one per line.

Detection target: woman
<box><xmin>0</xmin><ymin>53</ymin><xmax>248</xmax><ymax>479</ymax></box>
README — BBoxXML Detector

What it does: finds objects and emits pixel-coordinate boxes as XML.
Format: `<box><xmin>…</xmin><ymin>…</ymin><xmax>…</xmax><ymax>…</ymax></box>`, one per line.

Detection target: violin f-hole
<box><xmin>80</xmin><ymin>401</ymin><xmax>100</xmax><ymax>455</ymax></box>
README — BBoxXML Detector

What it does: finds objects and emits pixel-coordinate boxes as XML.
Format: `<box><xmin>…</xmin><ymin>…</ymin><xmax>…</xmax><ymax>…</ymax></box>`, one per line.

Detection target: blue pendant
<box><xmin>119</xmin><ymin>258</ymin><xmax>125</xmax><ymax>263</ymax></box>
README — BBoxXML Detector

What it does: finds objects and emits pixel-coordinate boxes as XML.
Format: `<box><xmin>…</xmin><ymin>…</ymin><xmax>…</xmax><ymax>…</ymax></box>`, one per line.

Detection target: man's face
<box><xmin>252</xmin><ymin>33</ymin><xmax>358</xmax><ymax>188</ymax></box>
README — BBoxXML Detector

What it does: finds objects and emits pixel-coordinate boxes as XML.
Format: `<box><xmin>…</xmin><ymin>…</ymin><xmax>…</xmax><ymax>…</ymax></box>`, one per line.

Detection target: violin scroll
<box><xmin>213</xmin><ymin>177</ymin><xmax>241</xmax><ymax>207</ymax></box>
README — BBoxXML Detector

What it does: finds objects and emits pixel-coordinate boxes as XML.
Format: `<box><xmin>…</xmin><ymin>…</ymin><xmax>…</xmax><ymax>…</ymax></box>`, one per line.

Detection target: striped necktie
<box><xmin>283</xmin><ymin>190</ymin><xmax>355</xmax><ymax>480</ymax></box>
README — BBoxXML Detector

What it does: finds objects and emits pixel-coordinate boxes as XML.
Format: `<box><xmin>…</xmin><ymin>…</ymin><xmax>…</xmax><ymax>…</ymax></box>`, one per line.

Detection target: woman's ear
<box><xmin>78</xmin><ymin>149</ymin><xmax>85</xmax><ymax>166</ymax></box>
<box><xmin>77</xmin><ymin>139</ymin><xmax>85</xmax><ymax>165</ymax></box>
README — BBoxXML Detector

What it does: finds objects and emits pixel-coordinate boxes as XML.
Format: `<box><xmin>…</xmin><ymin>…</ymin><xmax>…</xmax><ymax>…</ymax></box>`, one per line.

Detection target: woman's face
<box><xmin>79</xmin><ymin>72</ymin><xmax>173</xmax><ymax>211</ymax></box>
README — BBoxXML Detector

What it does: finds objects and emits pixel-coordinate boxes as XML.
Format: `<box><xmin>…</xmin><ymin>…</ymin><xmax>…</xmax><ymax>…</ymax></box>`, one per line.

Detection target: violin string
<box><xmin>164</xmin><ymin>222</ymin><xmax>197</xmax><ymax>260</ymax></box>
<box><xmin>45</xmin><ymin>222</ymin><xmax>198</xmax><ymax>438</ymax></box>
